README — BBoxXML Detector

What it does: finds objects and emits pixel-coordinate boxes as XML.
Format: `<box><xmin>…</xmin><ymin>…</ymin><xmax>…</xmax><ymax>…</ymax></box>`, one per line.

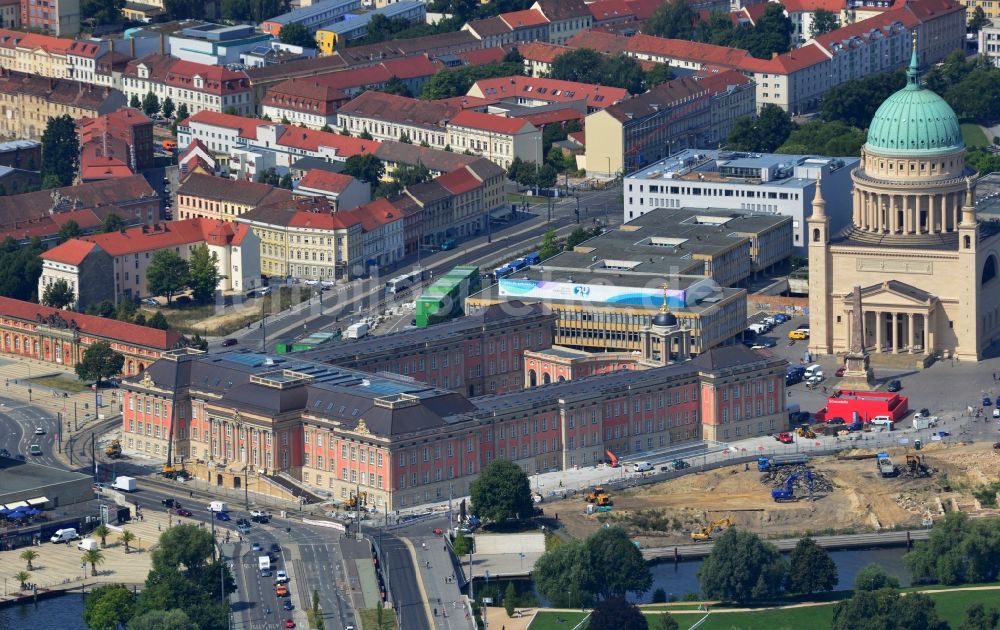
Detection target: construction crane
<box><xmin>690</xmin><ymin>517</ymin><xmax>734</xmax><ymax>542</ymax></box>
<box><xmin>771</xmin><ymin>470</ymin><xmax>814</xmax><ymax>502</ymax></box>
<box><xmin>605</xmin><ymin>449</ymin><xmax>620</xmax><ymax>468</ymax></box>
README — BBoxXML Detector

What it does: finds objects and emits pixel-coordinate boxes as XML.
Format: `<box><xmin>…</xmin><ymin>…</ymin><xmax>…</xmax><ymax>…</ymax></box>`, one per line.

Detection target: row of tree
<box><xmin>129</xmin><ymin>92</ymin><xmax>188</xmax><ymax>122</ymax></box>
<box><xmin>420</xmin><ymin>58</ymin><xmax>526</xmax><ymax>100</ymax></box>
<box><xmin>83</xmin><ymin>524</ymin><xmax>236</xmax><ymax>630</ymax></box>
<box><xmin>547</xmin><ymin>49</ymin><xmax>659</xmax><ymax>96</ymax></box>
<box><xmin>645</xmin><ymin>0</ymin><xmax>795</xmax><ymax>59</ymax></box>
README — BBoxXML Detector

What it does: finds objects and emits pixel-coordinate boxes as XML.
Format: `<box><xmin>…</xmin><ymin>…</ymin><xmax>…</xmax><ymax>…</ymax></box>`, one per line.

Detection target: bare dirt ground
<box><xmin>551</xmin><ymin>442</ymin><xmax>1000</xmax><ymax>545</ymax></box>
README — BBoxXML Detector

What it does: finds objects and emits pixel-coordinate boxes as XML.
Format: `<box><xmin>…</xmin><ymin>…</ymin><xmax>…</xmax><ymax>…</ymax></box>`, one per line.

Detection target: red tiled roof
<box><xmin>313</xmin><ymin>65</ymin><xmax>392</xmax><ymax>91</ymax></box>
<box><xmin>695</xmin><ymin>69</ymin><xmax>754</xmax><ymax>91</ymax></box>
<box><xmin>470</xmin><ymin>76</ymin><xmax>628</xmax><ymax>110</ymax></box>
<box><xmin>381</xmin><ymin>55</ymin><xmax>438</xmax><ymax>79</ymax></box>
<box><xmin>435</xmin><ymin>166</ymin><xmax>481</xmax><ymax>195</ymax></box>
<box><xmin>588</xmin><ymin>0</ymin><xmax>634</xmax><ymax>22</ymax></box>
<box><xmin>298</xmin><ymin>169</ymin><xmax>357</xmax><ymax>194</ymax></box>
<box><xmin>625</xmin><ymin>0</ymin><xmax>664</xmax><ymax>20</ymax></box>
<box><xmin>465</xmin><ymin>16</ymin><xmax>513</xmax><ymax>38</ymax></box>
<box><xmin>262</xmin><ymin>80</ymin><xmax>349</xmax><ymax>116</ymax></box>
<box><xmin>0</xmin><ymin>28</ymin><xmax>77</xmax><ymax>56</ymax></box>
<box><xmin>565</xmin><ymin>29</ymin><xmax>631</xmax><ymax>54</ymax></box>
<box><xmin>347</xmin><ymin>198</ymin><xmax>402</xmax><ymax>231</ymax></box>
<box><xmin>448</xmin><ymin>110</ymin><xmax>536</xmax><ymax>135</ymax></box>
<box><xmin>902</xmin><ymin>0</ymin><xmax>963</xmax><ymax>21</ymax></box>
<box><xmin>456</xmin><ymin>46</ymin><xmax>508</xmax><ymax>66</ymax></box>
<box><xmin>338</xmin><ymin>90</ymin><xmax>457</xmax><ymax>128</ymax></box>
<box><xmin>126</xmin><ymin>54</ymin><xmax>250</xmax><ymax>96</ymax></box>
<box><xmin>568</xmin><ymin>130</ymin><xmax>585</xmax><ymax>145</ymax></box>
<box><xmin>778</xmin><ymin>0</ymin><xmax>843</xmax><ymax>12</ymax></box>
<box><xmin>737</xmin><ymin>42</ymin><xmax>829</xmax><ymax>73</ymax></box>
<box><xmin>287</xmin><ymin>211</ymin><xmax>359</xmax><ymax>230</ymax></box>
<box><xmin>78</xmin><ymin>108</ymin><xmax>151</xmax><ymax>145</ymax></box>
<box><xmin>813</xmin><ymin>8</ymin><xmax>915</xmax><ymax>50</ymax></box>
<box><xmin>80</xmin><ymin>218</ymin><xmax>244</xmax><ymax>256</ymax></box>
<box><xmin>41</xmin><ymin>240</ymin><xmax>102</xmax><ymax>266</ymax></box>
<box><xmin>520</xmin><ymin>108</ymin><xmax>585</xmax><ymax>126</ymax></box>
<box><xmin>626</xmin><ymin>34</ymin><xmax>750</xmax><ymax>69</ymax></box>
<box><xmin>501</xmin><ymin>9</ymin><xmax>550</xmax><ymax>28</ymax></box>
<box><xmin>275</xmin><ymin>127</ymin><xmax>381</xmax><ymax>156</ymax></box>
<box><xmin>434</xmin><ymin>95</ymin><xmax>499</xmax><ymax>110</ymax></box>
<box><xmin>740</xmin><ymin>2</ymin><xmax>769</xmax><ymax>23</ymax></box>
<box><xmin>516</xmin><ymin>41</ymin><xmax>570</xmax><ymax>63</ymax></box>
<box><xmin>0</xmin><ymin>296</ymin><xmax>182</xmax><ymax>350</ymax></box>
<box><xmin>181</xmin><ymin>111</ymin><xmax>261</xmax><ymax>140</ymax></box>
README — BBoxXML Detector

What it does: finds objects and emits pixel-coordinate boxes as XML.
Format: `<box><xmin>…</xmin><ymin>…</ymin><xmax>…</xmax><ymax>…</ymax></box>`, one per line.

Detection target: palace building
<box><xmin>808</xmin><ymin>41</ymin><xmax>1000</xmax><ymax>365</ymax></box>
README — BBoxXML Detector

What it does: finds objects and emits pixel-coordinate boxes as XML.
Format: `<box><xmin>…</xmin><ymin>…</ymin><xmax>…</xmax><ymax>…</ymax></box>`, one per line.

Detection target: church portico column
<box><xmin>893</xmin><ymin>313</ymin><xmax>901</xmax><ymax>354</ymax></box>
<box><xmin>909</xmin><ymin>313</ymin><xmax>915</xmax><ymax>353</ymax></box>
<box><xmin>876</xmin><ymin>311</ymin><xmax>884</xmax><ymax>352</ymax></box>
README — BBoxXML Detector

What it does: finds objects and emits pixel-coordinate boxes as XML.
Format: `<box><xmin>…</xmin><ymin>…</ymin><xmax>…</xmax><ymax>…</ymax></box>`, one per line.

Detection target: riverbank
<box><xmin>522</xmin><ymin>584</ymin><xmax>1000</xmax><ymax>630</ymax></box>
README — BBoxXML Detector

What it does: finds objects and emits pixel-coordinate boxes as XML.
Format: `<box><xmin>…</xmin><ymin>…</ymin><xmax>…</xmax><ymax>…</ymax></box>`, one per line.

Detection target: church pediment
<box><xmin>846</xmin><ymin>280</ymin><xmax>936</xmax><ymax>308</ymax></box>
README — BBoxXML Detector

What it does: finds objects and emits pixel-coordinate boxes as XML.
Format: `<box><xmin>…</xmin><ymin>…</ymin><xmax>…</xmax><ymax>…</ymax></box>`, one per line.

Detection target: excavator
<box><xmin>584</xmin><ymin>486</ymin><xmax>612</xmax><ymax>506</ymax></box>
<box><xmin>105</xmin><ymin>439</ymin><xmax>122</xmax><ymax>459</ymax></box>
<box><xmin>605</xmin><ymin>449</ymin><xmax>620</xmax><ymax>468</ymax></box>
<box><xmin>772</xmin><ymin>470</ymin><xmax>814</xmax><ymax>502</ymax></box>
<box><xmin>796</xmin><ymin>425</ymin><xmax>816</xmax><ymax>439</ymax></box>
<box><xmin>690</xmin><ymin>517</ymin><xmax>734</xmax><ymax>542</ymax></box>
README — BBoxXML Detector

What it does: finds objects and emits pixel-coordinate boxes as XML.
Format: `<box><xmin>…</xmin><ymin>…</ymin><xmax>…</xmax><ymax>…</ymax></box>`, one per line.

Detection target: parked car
<box><xmin>828</xmin><ymin>417</ymin><xmax>846</xmax><ymax>425</ymax></box>
<box><xmin>984</xmin><ymin>396</ymin><xmax>992</xmax><ymax>407</ymax></box>
<box><xmin>252</xmin><ymin>542</ymin><xmax>262</xmax><ymax>552</ymax></box>
<box><xmin>283</xmin><ymin>600</ymin><xmax>294</xmax><ymax>611</ymax></box>
<box><xmin>887</xmin><ymin>379</ymin><xmax>902</xmax><ymax>392</ymax></box>
<box><xmin>993</xmin><ymin>408</ymin><xmax>1000</xmax><ymax>419</ymax></box>
<box><xmin>176</xmin><ymin>508</ymin><xmax>192</xmax><ymax>517</ymax></box>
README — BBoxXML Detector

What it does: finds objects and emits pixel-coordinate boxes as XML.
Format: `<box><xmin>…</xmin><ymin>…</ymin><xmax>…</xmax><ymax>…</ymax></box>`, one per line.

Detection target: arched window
<box><xmin>813</xmin><ymin>228</ymin><xmax>821</xmax><ymax>242</ymax></box>
<box><xmin>965</xmin><ymin>235</ymin><xmax>972</xmax><ymax>249</ymax></box>
<box><xmin>984</xmin><ymin>255</ymin><xmax>998</xmax><ymax>285</ymax></box>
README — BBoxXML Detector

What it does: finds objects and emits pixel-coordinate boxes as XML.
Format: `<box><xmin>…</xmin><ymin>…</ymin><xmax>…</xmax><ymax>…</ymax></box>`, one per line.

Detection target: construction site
<box><xmin>550</xmin><ymin>441</ymin><xmax>1000</xmax><ymax>546</ymax></box>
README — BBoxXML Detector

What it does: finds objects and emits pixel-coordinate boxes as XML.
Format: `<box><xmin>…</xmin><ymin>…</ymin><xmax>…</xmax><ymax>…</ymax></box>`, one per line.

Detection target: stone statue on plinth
<box><xmin>840</xmin><ymin>285</ymin><xmax>876</xmax><ymax>390</ymax></box>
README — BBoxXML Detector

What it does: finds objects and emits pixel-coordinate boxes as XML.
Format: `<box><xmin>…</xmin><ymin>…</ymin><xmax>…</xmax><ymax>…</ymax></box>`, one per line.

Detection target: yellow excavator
<box><xmin>690</xmin><ymin>517</ymin><xmax>734</xmax><ymax>542</ymax></box>
<box><xmin>584</xmin><ymin>486</ymin><xmax>612</xmax><ymax>506</ymax></box>
<box><xmin>105</xmin><ymin>439</ymin><xmax>122</xmax><ymax>459</ymax></box>
<box><xmin>796</xmin><ymin>425</ymin><xmax>816</xmax><ymax>439</ymax></box>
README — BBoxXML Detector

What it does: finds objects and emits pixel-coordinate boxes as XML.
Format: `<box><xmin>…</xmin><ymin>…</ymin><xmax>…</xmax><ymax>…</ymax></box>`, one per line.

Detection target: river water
<box><xmin>0</xmin><ymin>593</ymin><xmax>87</xmax><ymax>629</ymax></box>
<box><xmin>642</xmin><ymin>545</ymin><xmax>912</xmax><ymax>602</ymax></box>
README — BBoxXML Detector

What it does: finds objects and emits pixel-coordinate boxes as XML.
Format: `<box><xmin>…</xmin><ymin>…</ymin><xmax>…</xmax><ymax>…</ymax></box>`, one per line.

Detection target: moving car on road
<box><xmin>29</xmin><ymin>445</ymin><xmax>42</xmax><ymax>456</ymax></box>
<box><xmin>34</xmin><ymin>427</ymin><xmax>45</xmax><ymax>435</ymax></box>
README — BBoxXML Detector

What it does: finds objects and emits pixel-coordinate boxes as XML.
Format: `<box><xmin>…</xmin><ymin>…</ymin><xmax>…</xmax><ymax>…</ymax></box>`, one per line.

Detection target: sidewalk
<box><xmin>0</xmin><ymin>502</ymin><xmax>181</xmax><ymax>599</ymax></box>
<box><xmin>412</xmin><ymin>535</ymin><xmax>474</xmax><ymax>630</ymax></box>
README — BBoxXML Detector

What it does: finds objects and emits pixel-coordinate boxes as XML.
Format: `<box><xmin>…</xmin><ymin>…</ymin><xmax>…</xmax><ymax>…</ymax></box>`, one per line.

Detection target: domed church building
<box><xmin>808</xmin><ymin>38</ymin><xmax>1000</xmax><ymax>364</ymax></box>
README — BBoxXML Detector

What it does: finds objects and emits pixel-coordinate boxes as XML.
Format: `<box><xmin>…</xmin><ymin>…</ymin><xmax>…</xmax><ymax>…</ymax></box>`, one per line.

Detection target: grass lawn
<box><xmin>28</xmin><ymin>374</ymin><xmax>89</xmax><ymax>393</ymax></box>
<box><xmin>528</xmin><ymin>611</ymin><xmax>590</xmax><ymax>629</ymax></box>
<box><xmin>357</xmin><ymin>606</ymin><xmax>398</xmax><ymax>630</ymax></box>
<box><xmin>507</xmin><ymin>192</ymin><xmax>545</xmax><ymax>204</ymax></box>
<box><xmin>961</xmin><ymin>123</ymin><xmax>989</xmax><ymax>148</ymax></box>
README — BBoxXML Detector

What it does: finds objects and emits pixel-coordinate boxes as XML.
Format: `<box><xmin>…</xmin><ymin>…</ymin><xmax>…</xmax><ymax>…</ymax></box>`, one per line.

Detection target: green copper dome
<box><xmin>864</xmin><ymin>45</ymin><xmax>963</xmax><ymax>156</ymax></box>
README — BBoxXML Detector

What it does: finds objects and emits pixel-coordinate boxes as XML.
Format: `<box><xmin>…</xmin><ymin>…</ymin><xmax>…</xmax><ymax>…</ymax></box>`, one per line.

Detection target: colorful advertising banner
<box><xmin>498</xmin><ymin>279</ymin><xmax>688</xmax><ymax>308</ymax></box>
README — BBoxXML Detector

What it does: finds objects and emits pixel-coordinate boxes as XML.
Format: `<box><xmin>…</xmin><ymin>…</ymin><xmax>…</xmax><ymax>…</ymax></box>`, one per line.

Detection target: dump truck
<box><xmin>772</xmin><ymin>470</ymin><xmax>814</xmax><ymax>502</ymax></box>
<box><xmin>876</xmin><ymin>452</ymin><xmax>898</xmax><ymax>477</ymax></box>
<box><xmin>757</xmin><ymin>454</ymin><xmax>810</xmax><ymax>471</ymax></box>
<box><xmin>690</xmin><ymin>517</ymin><xmax>734</xmax><ymax>541</ymax></box>
<box><xmin>105</xmin><ymin>439</ymin><xmax>122</xmax><ymax>459</ymax></box>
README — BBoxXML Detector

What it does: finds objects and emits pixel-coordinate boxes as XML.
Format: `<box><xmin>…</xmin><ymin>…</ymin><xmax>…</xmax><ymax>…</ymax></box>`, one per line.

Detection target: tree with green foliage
<box><xmin>176</xmin><ymin>103</ymin><xmax>189</xmax><ymax>123</ymax></box>
<box><xmin>503</xmin><ymin>46</ymin><xmax>523</xmax><ymax>64</ymax></box>
<box><xmin>651</xmin><ymin>588</ymin><xmax>667</xmax><ymax>604</ymax></box>
<box><xmin>120</xmin><ymin>529</ymin><xmax>136</xmax><ymax>554</ymax></box>
<box><xmin>102</xmin><ymin>213</ymin><xmax>125</xmax><ymax>233</ymax></box>
<box><xmin>452</xmin><ymin>531</ymin><xmax>471</xmax><ymax>556</ymax></box>
<box><xmin>655</xmin><ymin>613</ymin><xmax>679</xmax><ymax>630</ymax></box>
<box><xmin>14</xmin><ymin>570</ymin><xmax>29</xmax><ymax>590</ymax></box>
<box><xmin>399</xmin><ymin>132</ymin><xmax>412</xmax><ymax>144</ymax></box>
<box><xmin>742</xmin><ymin>3</ymin><xmax>793</xmax><ymax>58</ymax></box>
<box><xmin>146</xmin><ymin>250</ymin><xmax>189</xmax><ymax>304</ymax></box>
<box><xmin>854</xmin><ymin>563</ymin><xmax>900</xmax><ymax>591</ymax></box>
<box><xmin>0</xmin><ymin>237</ymin><xmax>44</xmax><ymax>301</ymax></box>
<box><xmin>59</xmin><ymin>220</ymin><xmax>82</xmax><ymax>242</ymax></box>
<box><xmin>960</xmin><ymin>602</ymin><xmax>1000</xmax><ymax>630</ymax></box>
<box><xmin>565</xmin><ymin>226</ymin><xmax>601</xmax><ymax>249</ymax></box>
<box><xmin>777</xmin><ymin>120</ymin><xmax>866</xmax><ymax>156</ymax></box>
<box><xmin>222</xmin><ymin>0</ymin><xmax>288</xmax><ymax>21</ymax></box>
<box><xmin>420</xmin><ymin>61</ymin><xmax>524</xmax><ymax>99</ymax></box>
<box><xmin>148</xmin><ymin>311</ymin><xmax>170</xmax><ymax>330</ymax></box>
<box><xmin>645</xmin><ymin>63</ymin><xmax>675</xmax><ymax>88</ymax></box>
<box><xmin>189</xmin><ymin>334</ymin><xmax>209</xmax><ymax>352</ymax></box>
<box><xmin>944</xmin><ymin>65</ymin><xmax>1000</xmax><ymax>121</ymax></box>
<box><xmin>129</xmin><ymin>608</ymin><xmax>199</xmax><ymax>630</ymax></box>
<box><xmin>142</xmin><ymin>91</ymin><xmax>160</xmax><ymax>118</ymax></box>
<box><xmin>75</xmin><ymin>341</ymin><xmax>124</xmax><ymax>384</ymax></box>
<box><xmin>343</xmin><ymin>154</ymin><xmax>385</xmax><ymax>185</ymax></box>
<box><xmin>20</xmin><ymin>549</ymin><xmax>37</xmax><ymax>570</ymax></box>
<box><xmin>821</xmin><ymin>70</ymin><xmax>906</xmax><ymax>127</ymax></box>
<box><xmin>470</xmin><ymin>458</ymin><xmax>533</xmax><ymax>522</ymax></box>
<box><xmin>164</xmin><ymin>0</ymin><xmax>205</xmax><ymax>19</ymax></box>
<box><xmin>584</xmin><ymin>527</ymin><xmax>652</xmax><ymax>600</ymax></box>
<box><xmin>786</xmin><ymin>536</ymin><xmax>837</xmax><ymax>594</ymax></box>
<box><xmin>832</xmin><ymin>589</ymin><xmax>948</xmax><ymax>630</ymax></box>
<box><xmin>538</xmin><ymin>228</ymin><xmax>560</xmax><ymax>260</ymax></box>
<box><xmin>698</xmin><ymin>528</ymin><xmax>786</xmax><ymax>602</ymax></box>
<box><xmin>504</xmin><ymin>581</ymin><xmax>516</xmax><ymax>617</ymax></box>
<box><xmin>694</xmin><ymin>10</ymin><xmax>739</xmax><ymax>45</ymax></box>
<box><xmin>970</xmin><ymin>6</ymin><xmax>989</xmax><ymax>33</ymax></box>
<box><xmin>645</xmin><ymin>0</ymin><xmax>694</xmax><ymax>39</ymax></box>
<box><xmin>549</xmin><ymin>49</ymin><xmax>645</xmax><ymax>94</ymax></box>
<box><xmin>87</xmin><ymin>300</ymin><xmax>116</xmax><ymax>318</ymax></box>
<box><xmin>279</xmin><ymin>172</ymin><xmax>293</xmax><ymax>189</ymax></box>
<box><xmin>383</xmin><ymin>75</ymin><xmax>412</xmax><ymax>97</ymax></box>
<box><xmin>257</xmin><ymin>167</ymin><xmax>281</xmax><ymax>186</ymax></box>
<box><xmin>160</xmin><ymin>97</ymin><xmax>175</xmax><ymax>119</ymax></box>
<box><xmin>82</xmin><ymin>548</ymin><xmax>106</xmax><ymax>576</ymax></box>
<box><xmin>41</xmin><ymin>114</ymin><xmax>79</xmax><ymax>188</ymax></box>
<box><xmin>280</xmin><ymin>22</ymin><xmax>315</xmax><ymax>48</ymax></box>
<box><xmin>115</xmin><ymin>298</ymin><xmax>138</xmax><ymax>322</ymax></box>
<box><xmin>588</xmin><ymin>598</ymin><xmax>647</xmax><ymax>630</ymax></box>
<box><xmin>81</xmin><ymin>0</ymin><xmax>124</xmax><ymax>25</ymax></box>
<box><xmin>84</xmin><ymin>583</ymin><xmax>135</xmax><ymax>630</ymax></box>
<box><xmin>93</xmin><ymin>523</ymin><xmax>111</xmax><ymax>548</ymax></box>
<box><xmin>130</xmin><ymin>94</ymin><xmax>141</xmax><ymax>109</ymax></box>
<box><xmin>535</xmin><ymin>539</ymin><xmax>591</xmax><ymax>608</ymax></box>
<box><xmin>809</xmin><ymin>9</ymin><xmax>839</xmax><ymax>38</ymax></box>
<box><xmin>906</xmin><ymin>511</ymin><xmax>1000</xmax><ymax>585</ymax></box>
<box><xmin>727</xmin><ymin>104</ymin><xmax>794</xmax><ymax>153</ymax></box>
<box><xmin>42</xmin><ymin>279</ymin><xmax>75</xmax><ymax>309</ymax></box>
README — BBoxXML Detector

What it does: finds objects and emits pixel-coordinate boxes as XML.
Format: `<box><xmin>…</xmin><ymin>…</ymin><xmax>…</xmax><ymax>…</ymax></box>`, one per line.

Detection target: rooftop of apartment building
<box><xmin>541</xmin><ymin>207</ymin><xmax>789</xmax><ymax>277</ymax></box>
<box><xmin>177</xmin><ymin>172</ymin><xmax>294</xmax><ymax>206</ymax></box>
<box><xmin>74</xmin><ymin>217</ymin><xmax>252</xmax><ymax>256</ymax></box>
<box><xmin>469</xmin><ymin>76</ymin><xmax>628</xmax><ymax>110</ymax></box>
<box><xmin>0</xmin><ymin>174</ymin><xmax>155</xmax><ymax>229</ymax></box>
<box><xmin>0</xmin><ymin>73</ymin><xmax>120</xmax><ymax>109</ymax></box>
<box><xmin>337</xmin><ymin>90</ymin><xmax>458</xmax><ymax>129</ymax></box>
<box><xmin>627</xmin><ymin>148</ymin><xmax>858</xmax><ymax>189</ymax></box>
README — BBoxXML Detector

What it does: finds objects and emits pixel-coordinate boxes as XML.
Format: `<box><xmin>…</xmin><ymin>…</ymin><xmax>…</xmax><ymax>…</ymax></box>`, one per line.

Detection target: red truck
<box><xmin>775</xmin><ymin>432</ymin><xmax>795</xmax><ymax>444</ymax></box>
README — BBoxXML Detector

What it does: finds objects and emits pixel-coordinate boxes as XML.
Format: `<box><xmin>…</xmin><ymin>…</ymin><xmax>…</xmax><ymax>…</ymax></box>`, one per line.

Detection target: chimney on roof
<box><xmin>772</xmin><ymin>52</ymin><xmax>778</xmax><ymax>59</ymax></box>
<box><xmin>109</xmin><ymin>39</ymin><xmax>114</xmax><ymax>53</ymax></box>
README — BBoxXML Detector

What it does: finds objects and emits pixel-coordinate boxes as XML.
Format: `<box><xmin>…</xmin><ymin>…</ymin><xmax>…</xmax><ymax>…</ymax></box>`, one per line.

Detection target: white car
<box><xmin>275</xmin><ymin>570</ymin><xmax>289</xmax><ymax>583</ymax></box>
<box><xmin>34</xmin><ymin>427</ymin><xmax>45</xmax><ymax>435</ymax></box>
<box><xmin>250</xmin><ymin>509</ymin><xmax>268</xmax><ymax>518</ymax></box>
<box><xmin>993</xmin><ymin>408</ymin><xmax>999</xmax><ymax>419</ymax></box>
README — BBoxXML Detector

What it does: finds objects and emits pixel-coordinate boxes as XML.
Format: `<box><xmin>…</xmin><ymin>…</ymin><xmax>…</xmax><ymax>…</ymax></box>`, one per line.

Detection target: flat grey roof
<box><xmin>628</xmin><ymin>148</ymin><xmax>856</xmax><ymax>188</ymax></box>
<box><xmin>0</xmin><ymin>458</ymin><xmax>91</xmax><ymax>495</ymax></box>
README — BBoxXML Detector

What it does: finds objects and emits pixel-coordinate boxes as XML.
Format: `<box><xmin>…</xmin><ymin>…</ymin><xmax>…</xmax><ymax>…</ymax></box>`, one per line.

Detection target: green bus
<box><xmin>414</xmin><ymin>265</ymin><xmax>481</xmax><ymax>328</ymax></box>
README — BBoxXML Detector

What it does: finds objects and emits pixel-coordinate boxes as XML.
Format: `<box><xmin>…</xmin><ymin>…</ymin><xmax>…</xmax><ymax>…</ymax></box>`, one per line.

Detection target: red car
<box><xmin>433</xmin><ymin>528</ymin><xmax>444</xmax><ymax>535</ymax></box>
<box><xmin>285</xmin><ymin>619</ymin><xmax>296</xmax><ymax>628</ymax></box>
<box><xmin>175</xmin><ymin>508</ymin><xmax>193</xmax><ymax>517</ymax></box>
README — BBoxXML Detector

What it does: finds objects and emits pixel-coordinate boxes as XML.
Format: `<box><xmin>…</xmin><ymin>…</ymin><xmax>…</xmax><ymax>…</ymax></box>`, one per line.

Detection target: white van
<box><xmin>870</xmin><ymin>416</ymin><xmax>894</xmax><ymax>430</ymax></box>
<box><xmin>633</xmin><ymin>462</ymin><xmax>653</xmax><ymax>473</ymax></box>
<box><xmin>803</xmin><ymin>364</ymin><xmax>823</xmax><ymax>379</ymax></box>
<box><xmin>208</xmin><ymin>501</ymin><xmax>229</xmax><ymax>513</ymax></box>
<box><xmin>50</xmin><ymin>528</ymin><xmax>79</xmax><ymax>543</ymax></box>
<box><xmin>77</xmin><ymin>539</ymin><xmax>99</xmax><ymax>551</ymax></box>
